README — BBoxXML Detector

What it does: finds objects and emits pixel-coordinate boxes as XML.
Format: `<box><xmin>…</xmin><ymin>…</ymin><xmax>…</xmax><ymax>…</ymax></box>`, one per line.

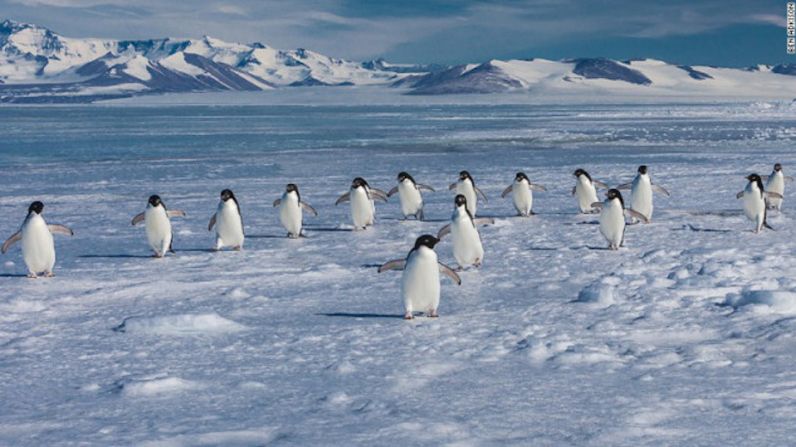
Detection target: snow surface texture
<box><xmin>1</xmin><ymin>100</ymin><xmax>796</xmax><ymax>445</ymax></box>
<box><xmin>2</xmin><ymin>19</ymin><xmax>796</xmax><ymax>103</ymax></box>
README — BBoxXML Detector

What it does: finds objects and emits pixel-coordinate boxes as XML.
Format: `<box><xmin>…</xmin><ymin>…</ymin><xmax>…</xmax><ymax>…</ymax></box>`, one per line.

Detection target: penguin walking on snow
<box><xmin>335</xmin><ymin>177</ymin><xmax>388</xmax><ymax>230</ymax></box>
<box><xmin>591</xmin><ymin>189</ymin><xmax>649</xmax><ymax>250</ymax></box>
<box><xmin>273</xmin><ymin>184</ymin><xmax>317</xmax><ymax>238</ymax></box>
<box><xmin>2</xmin><ymin>201</ymin><xmax>73</xmax><ymax>278</ymax></box>
<box><xmin>437</xmin><ymin>194</ymin><xmax>494</xmax><ymax>269</ymax></box>
<box><xmin>763</xmin><ymin>163</ymin><xmax>793</xmax><ymax>211</ymax></box>
<box><xmin>501</xmin><ymin>172</ymin><xmax>546</xmax><ymax>216</ymax></box>
<box><xmin>208</xmin><ymin>189</ymin><xmax>244</xmax><ymax>250</ymax></box>
<box><xmin>378</xmin><ymin>234</ymin><xmax>461</xmax><ymax>319</ymax></box>
<box><xmin>616</xmin><ymin>165</ymin><xmax>669</xmax><ymax>223</ymax></box>
<box><xmin>573</xmin><ymin>168</ymin><xmax>608</xmax><ymax>214</ymax></box>
<box><xmin>449</xmin><ymin>171</ymin><xmax>487</xmax><ymax>216</ymax></box>
<box><xmin>131</xmin><ymin>195</ymin><xmax>186</xmax><ymax>257</ymax></box>
<box><xmin>737</xmin><ymin>174</ymin><xmax>782</xmax><ymax>233</ymax></box>
<box><xmin>387</xmin><ymin>172</ymin><xmax>435</xmax><ymax>220</ymax></box>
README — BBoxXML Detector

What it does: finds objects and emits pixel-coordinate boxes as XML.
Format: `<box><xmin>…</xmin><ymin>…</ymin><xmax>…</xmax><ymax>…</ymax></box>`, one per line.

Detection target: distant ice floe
<box><xmin>138</xmin><ymin>429</ymin><xmax>278</xmax><ymax>447</ymax></box>
<box><xmin>122</xmin><ymin>376</ymin><xmax>203</xmax><ymax>398</ymax></box>
<box><xmin>114</xmin><ymin>313</ymin><xmax>246</xmax><ymax>335</ymax></box>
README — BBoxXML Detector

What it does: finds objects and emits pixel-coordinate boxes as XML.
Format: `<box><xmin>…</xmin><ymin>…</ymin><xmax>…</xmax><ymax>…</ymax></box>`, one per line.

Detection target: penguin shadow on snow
<box><xmin>303</xmin><ymin>226</ymin><xmax>353</xmax><ymax>233</ymax></box>
<box><xmin>318</xmin><ymin>312</ymin><xmax>406</xmax><ymax>319</ymax></box>
<box><xmin>673</xmin><ymin>224</ymin><xmax>733</xmax><ymax>233</ymax></box>
<box><xmin>78</xmin><ymin>254</ymin><xmax>157</xmax><ymax>259</ymax></box>
<box><xmin>246</xmin><ymin>234</ymin><xmax>295</xmax><ymax>239</ymax></box>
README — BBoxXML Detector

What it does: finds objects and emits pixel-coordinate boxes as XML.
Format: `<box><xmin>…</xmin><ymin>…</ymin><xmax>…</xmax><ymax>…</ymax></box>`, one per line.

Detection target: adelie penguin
<box><xmin>2</xmin><ymin>201</ymin><xmax>73</xmax><ymax>278</ymax></box>
<box><xmin>763</xmin><ymin>163</ymin><xmax>793</xmax><ymax>211</ymax></box>
<box><xmin>378</xmin><ymin>234</ymin><xmax>461</xmax><ymax>320</ymax></box>
<box><xmin>273</xmin><ymin>183</ymin><xmax>317</xmax><ymax>238</ymax></box>
<box><xmin>737</xmin><ymin>174</ymin><xmax>782</xmax><ymax>233</ymax></box>
<box><xmin>208</xmin><ymin>189</ymin><xmax>244</xmax><ymax>250</ymax></box>
<box><xmin>449</xmin><ymin>170</ymin><xmax>487</xmax><ymax>216</ymax></box>
<box><xmin>387</xmin><ymin>172</ymin><xmax>435</xmax><ymax>220</ymax></box>
<box><xmin>616</xmin><ymin>165</ymin><xmax>670</xmax><ymax>223</ymax></box>
<box><xmin>131</xmin><ymin>195</ymin><xmax>186</xmax><ymax>257</ymax></box>
<box><xmin>335</xmin><ymin>177</ymin><xmax>388</xmax><ymax>230</ymax></box>
<box><xmin>437</xmin><ymin>194</ymin><xmax>494</xmax><ymax>269</ymax></box>
<box><xmin>572</xmin><ymin>168</ymin><xmax>608</xmax><ymax>214</ymax></box>
<box><xmin>591</xmin><ymin>189</ymin><xmax>649</xmax><ymax>250</ymax></box>
<box><xmin>501</xmin><ymin>172</ymin><xmax>546</xmax><ymax>216</ymax></box>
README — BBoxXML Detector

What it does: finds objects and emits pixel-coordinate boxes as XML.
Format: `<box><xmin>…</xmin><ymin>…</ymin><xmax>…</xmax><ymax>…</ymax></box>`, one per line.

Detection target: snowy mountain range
<box><xmin>2</xmin><ymin>18</ymin><xmax>796</xmax><ymax>103</ymax></box>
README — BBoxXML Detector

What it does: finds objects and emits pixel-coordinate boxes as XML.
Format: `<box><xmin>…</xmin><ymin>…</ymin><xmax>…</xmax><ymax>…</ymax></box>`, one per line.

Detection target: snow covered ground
<box><xmin>1</xmin><ymin>98</ymin><xmax>796</xmax><ymax>445</ymax></box>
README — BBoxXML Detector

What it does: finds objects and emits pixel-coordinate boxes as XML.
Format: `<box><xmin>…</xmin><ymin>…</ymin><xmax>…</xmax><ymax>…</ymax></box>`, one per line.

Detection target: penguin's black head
<box><xmin>28</xmin><ymin>201</ymin><xmax>44</xmax><ymax>215</ymax></box>
<box><xmin>414</xmin><ymin>234</ymin><xmax>439</xmax><ymax>250</ymax></box>
<box><xmin>285</xmin><ymin>183</ymin><xmax>298</xmax><ymax>193</ymax></box>
<box><xmin>606</xmin><ymin>188</ymin><xmax>622</xmax><ymax>201</ymax></box>
<box><xmin>459</xmin><ymin>170</ymin><xmax>471</xmax><ymax>181</ymax></box>
<box><xmin>454</xmin><ymin>194</ymin><xmax>468</xmax><ymax>207</ymax></box>
<box><xmin>220</xmin><ymin>189</ymin><xmax>235</xmax><ymax>201</ymax></box>
<box><xmin>515</xmin><ymin>172</ymin><xmax>529</xmax><ymax>182</ymax></box>
<box><xmin>638</xmin><ymin>165</ymin><xmax>648</xmax><ymax>175</ymax></box>
<box><xmin>746</xmin><ymin>173</ymin><xmax>762</xmax><ymax>183</ymax></box>
<box><xmin>774</xmin><ymin>163</ymin><xmax>782</xmax><ymax>172</ymax></box>
<box><xmin>352</xmin><ymin>177</ymin><xmax>367</xmax><ymax>188</ymax></box>
<box><xmin>397</xmin><ymin>171</ymin><xmax>412</xmax><ymax>182</ymax></box>
<box><xmin>148</xmin><ymin>195</ymin><xmax>162</xmax><ymax>207</ymax></box>
<box><xmin>573</xmin><ymin>168</ymin><xmax>586</xmax><ymax>177</ymax></box>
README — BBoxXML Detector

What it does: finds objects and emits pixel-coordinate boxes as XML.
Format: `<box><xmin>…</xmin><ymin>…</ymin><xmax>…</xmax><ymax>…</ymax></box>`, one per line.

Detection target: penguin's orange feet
<box><xmin>429</xmin><ymin>310</ymin><xmax>439</xmax><ymax>318</ymax></box>
<box><xmin>27</xmin><ymin>273</ymin><xmax>37</xmax><ymax>279</ymax></box>
<box><xmin>404</xmin><ymin>313</ymin><xmax>414</xmax><ymax>320</ymax></box>
<box><xmin>45</xmin><ymin>271</ymin><xmax>54</xmax><ymax>277</ymax></box>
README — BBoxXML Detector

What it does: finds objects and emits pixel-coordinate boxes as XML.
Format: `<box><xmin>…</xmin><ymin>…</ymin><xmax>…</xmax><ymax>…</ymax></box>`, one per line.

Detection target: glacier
<box><xmin>2</xmin><ymin>19</ymin><xmax>796</xmax><ymax>103</ymax></box>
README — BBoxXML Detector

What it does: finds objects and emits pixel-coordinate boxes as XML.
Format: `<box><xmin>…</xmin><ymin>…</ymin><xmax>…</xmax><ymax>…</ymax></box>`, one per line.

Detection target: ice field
<box><xmin>1</xmin><ymin>95</ymin><xmax>796</xmax><ymax>445</ymax></box>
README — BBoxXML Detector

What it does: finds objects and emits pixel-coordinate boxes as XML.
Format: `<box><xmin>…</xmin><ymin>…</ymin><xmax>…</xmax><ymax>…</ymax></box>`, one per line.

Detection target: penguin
<box><xmin>736</xmin><ymin>174</ymin><xmax>782</xmax><ymax>233</ymax></box>
<box><xmin>378</xmin><ymin>234</ymin><xmax>461</xmax><ymax>320</ymax></box>
<box><xmin>590</xmin><ymin>189</ymin><xmax>649</xmax><ymax>250</ymax></box>
<box><xmin>501</xmin><ymin>172</ymin><xmax>546</xmax><ymax>216</ymax></box>
<box><xmin>335</xmin><ymin>177</ymin><xmax>388</xmax><ymax>230</ymax></box>
<box><xmin>436</xmin><ymin>194</ymin><xmax>494</xmax><ymax>269</ymax></box>
<box><xmin>131</xmin><ymin>195</ymin><xmax>186</xmax><ymax>257</ymax></box>
<box><xmin>763</xmin><ymin>163</ymin><xmax>793</xmax><ymax>211</ymax></box>
<box><xmin>2</xmin><ymin>201</ymin><xmax>73</xmax><ymax>278</ymax></box>
<box><xmin>273</xmin><ymin>183</ymin><xmax>317</xmax><ymax>238</ymax></box>
<box><xmin>616</xmin><ymin>165</ymin><xmax>669</xmax><ymax>223</ymax></box>
<box><xmin>572</xmin><ymin>168</ymin><xmax>608</xmax><ymax>214</ymax></box>
<box><xmin>448</xmin><ymin>171</ymin><xmax>487</xmax><ymax>216</ymax></box>
<box><xmin>208</xmin><ymin>189</ymin><xmax>244</xmax><ymax>250</ymax></box>
<box><xmin>387</xmin><ymin>172</ymin><xmax>435</xmax><ymax>220</ymax></box>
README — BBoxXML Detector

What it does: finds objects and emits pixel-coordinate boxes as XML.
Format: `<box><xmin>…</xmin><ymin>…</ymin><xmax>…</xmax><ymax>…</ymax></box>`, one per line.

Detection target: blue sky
<box><xmin>2</xmin><ymin>0</ymin><xmax>792</xmax><ymax>66</ymax></box>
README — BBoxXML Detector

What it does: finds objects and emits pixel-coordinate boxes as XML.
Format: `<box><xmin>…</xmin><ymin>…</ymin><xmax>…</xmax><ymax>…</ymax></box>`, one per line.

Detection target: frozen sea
<box><xmin>1</xmin><ymin>92</ymin><xmax>796</xmax><ymax>446</ymax></box>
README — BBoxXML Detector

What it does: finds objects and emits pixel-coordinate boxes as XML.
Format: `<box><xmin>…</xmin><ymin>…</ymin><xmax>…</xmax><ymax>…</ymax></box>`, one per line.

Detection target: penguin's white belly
<box><xmin>576</xmin><ymin>181</ymin><xmax>599</xmax><ymax>213</ymax></box>
<box><xmin>766</xmin><ymin>175</ymin><xmax>784</xmax><ymax>208</ymax></box>
<box><xmin>279</xmin><ymin>199</ymin><xmax>303</xmax><ymax>236</ymax></box>
<box><xmin>451</xmin><ymin>217</ymin><xmax>484</xmax><ymax>266</ymax></box>
<box><xmin>599</xmin><ymin>203</ymin><xmax>625</xmax><ymax>247</ymax></box>
<box><xmin>512</xmin><ymin>183</ymin><xmax>533</xmax><ymax>215</ymax></box>
<box><xmin>350</xmin><ymin>189</ymin><xmax>374</xmax><ymax>228</ymax></box>
<box><xmin>743</xmin><ymin>192</ymin><xmax>765</xmax><ymax>226</ymax></box>
<box><xmin>22</xmin><ymin>217</ymin><xmax>55</xmax><ymax>273</ymax></box>
<box><xmin>398</xmin><ymin>182</ymin><xmax>423</xmax><ymax>217</ymax></box>
<box><xmin>401</xmin><ymin>250</ymin><xmax>440</xmax><ymax>313</ymax></box>
<box><xmin>457</xmin><ymin>183</ymin><xmax>478</xmax><ymax>216</ymax></box>
<box><xmin>216</xmin><ymin>204</ymin><xmax>244</xmax><ymax>247</ymax></box>
<box><xmin>145</xmin><ymin>208</ymin><xmax>172</xmax><ymax>253</ymax></box>
<box><xmin>630</xmin><ymin>181</ymin><xmax>653</xmax><ymax>219</ymax></box>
